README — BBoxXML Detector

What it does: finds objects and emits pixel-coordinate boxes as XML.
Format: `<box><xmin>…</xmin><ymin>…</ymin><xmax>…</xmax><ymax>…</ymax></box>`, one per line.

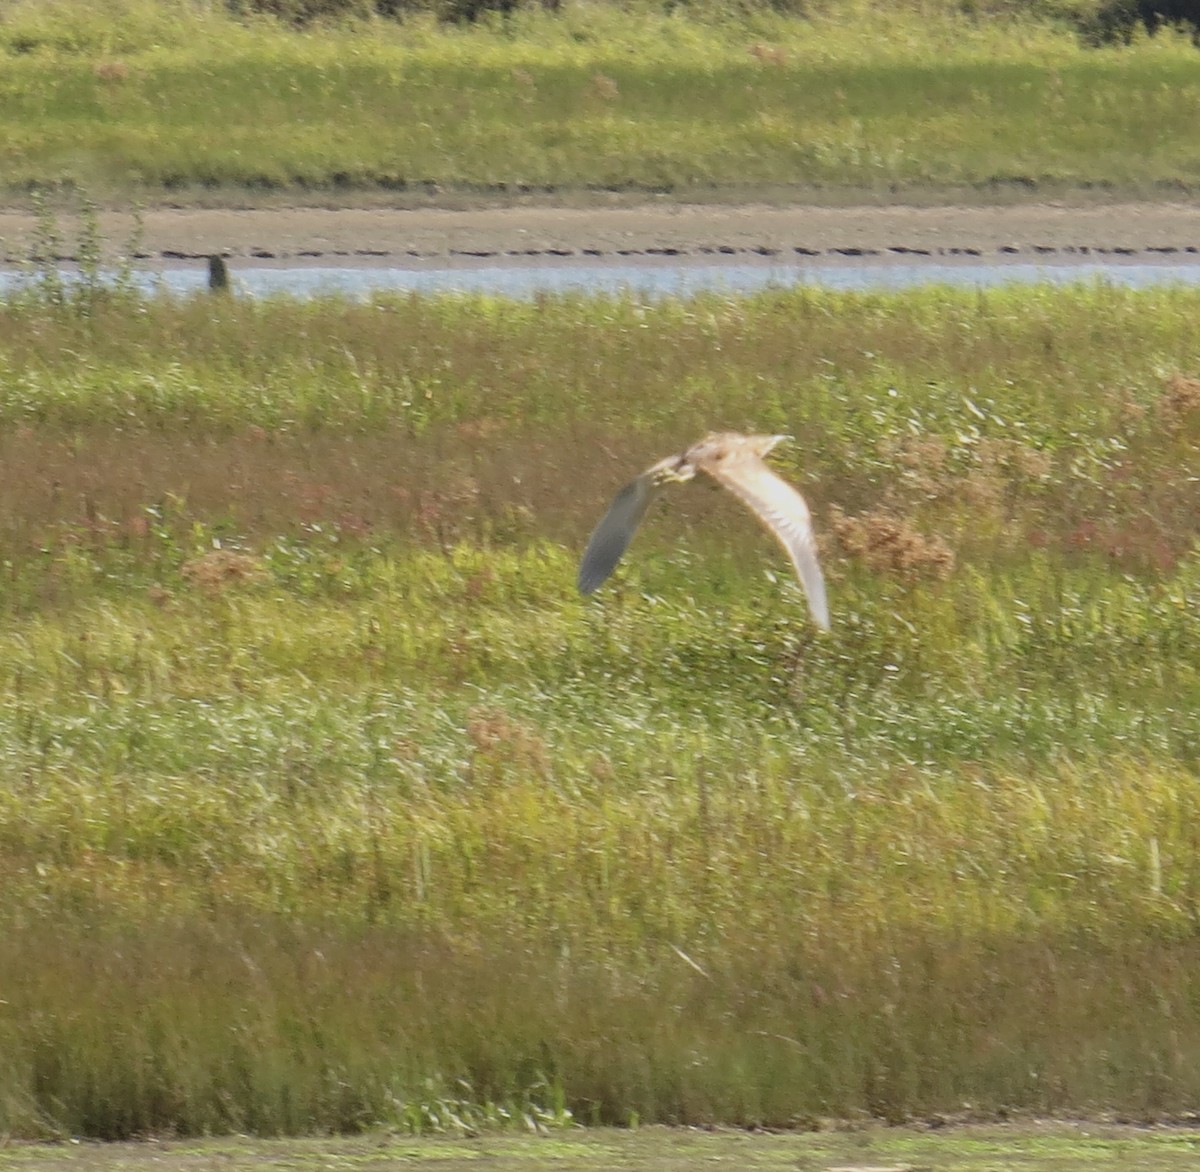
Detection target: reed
<box><xmin>2</xmin><ymin>279</ymin><xmax>1200</xmax><ymax>1136</ymax></box>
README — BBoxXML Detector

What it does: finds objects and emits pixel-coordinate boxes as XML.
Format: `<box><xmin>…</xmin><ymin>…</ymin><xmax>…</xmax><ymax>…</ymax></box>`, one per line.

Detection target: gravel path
<box><xmin>2</xmin><ymin>201</ymin><xmax>1199</xmax><ymax>268</ymax></box>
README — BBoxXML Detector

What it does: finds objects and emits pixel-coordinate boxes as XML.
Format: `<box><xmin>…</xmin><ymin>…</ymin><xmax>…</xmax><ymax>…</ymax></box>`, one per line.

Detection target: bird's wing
<box><xmin>577</xmin><ymin>471</ymin><xmax>662</xmax><ymax>594</ymax></box>
<box><xmin>702</xmin><ymin>453</ymin><xmax>830</xmax><ymax>629</ymax></box>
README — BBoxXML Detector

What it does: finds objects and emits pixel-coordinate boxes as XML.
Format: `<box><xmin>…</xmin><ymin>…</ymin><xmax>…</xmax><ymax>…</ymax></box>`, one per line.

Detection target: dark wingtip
<box><xmin>577</xmin><ymin>476</ymin><xmax>652</xmax><ymax>597</ymax></box>
<box><xmin>577</xmin><ymin>549</ymin><xmax>617</xmax><ymax>595</ymax></box>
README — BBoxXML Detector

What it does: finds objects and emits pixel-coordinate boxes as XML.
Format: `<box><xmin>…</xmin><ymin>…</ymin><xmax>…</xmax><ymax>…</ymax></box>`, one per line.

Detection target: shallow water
<box><xmin>5</xmin><ymin>256</ymin><xmax>1200</xmax><ymax>299</ymax></box>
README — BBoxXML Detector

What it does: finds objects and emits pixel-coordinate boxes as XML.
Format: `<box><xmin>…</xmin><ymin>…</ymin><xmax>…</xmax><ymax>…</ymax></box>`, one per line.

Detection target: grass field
<box><xmin>2</xmin><ymin>0</ymin><xmax>1200</xmax><ymax>199</ymax></box>
<box><xmin>1</xmin><ymin>271</ymin><xmax>1200</xmax><ymax>1137</ymax></box>
<box><xmin>6</xmin><ymin>1122</ymin><xmax>1200</xmax><ymax>1171</ymax></box>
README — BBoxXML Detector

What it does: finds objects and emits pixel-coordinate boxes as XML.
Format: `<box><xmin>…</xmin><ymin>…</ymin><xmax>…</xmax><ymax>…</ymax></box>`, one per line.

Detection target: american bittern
<box><xmin>578</xmin><ymin>432</ymin><xmax>829</xmax><ymax>629</ymax></box>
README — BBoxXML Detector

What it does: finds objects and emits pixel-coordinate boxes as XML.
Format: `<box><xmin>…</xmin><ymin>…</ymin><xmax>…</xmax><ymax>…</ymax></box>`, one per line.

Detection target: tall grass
<box><xmin>2</xmin><ymin>280</ymin><xmax>1200</xmax><ymax>1136</ymax></box>
<box><xmin>1</xmin><ymin>0</ymin><xmax>1199</xmax><ymax>197</ymax></box>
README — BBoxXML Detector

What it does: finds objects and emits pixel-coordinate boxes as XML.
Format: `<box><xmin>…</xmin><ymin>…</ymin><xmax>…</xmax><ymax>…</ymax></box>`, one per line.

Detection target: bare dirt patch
<box><xmin>2</xmin><ymin>200</ymin><xmax>1199</xmax><ymax>269</ymax></box>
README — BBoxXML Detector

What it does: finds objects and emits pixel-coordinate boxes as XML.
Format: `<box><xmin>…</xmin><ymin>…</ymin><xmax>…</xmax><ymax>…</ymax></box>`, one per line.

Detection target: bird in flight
<box><xmin>578</xmin><ymin>432</ymin><xmax>829</xmax><ymax>629</ymax></box>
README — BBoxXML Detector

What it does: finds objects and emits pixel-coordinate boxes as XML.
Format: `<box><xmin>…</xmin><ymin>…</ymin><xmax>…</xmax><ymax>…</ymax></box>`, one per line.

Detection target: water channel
<box><xmin>4</xmin><ymin>255</ymin><xmax>1200</xmax><ymax>299</ymax></box>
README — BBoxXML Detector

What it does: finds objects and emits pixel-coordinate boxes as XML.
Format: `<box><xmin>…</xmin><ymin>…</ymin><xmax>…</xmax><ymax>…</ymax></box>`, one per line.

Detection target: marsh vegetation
<box><xmin>1</xmin><ymin>275</ymin><xmax>1200</xmax><ymax>1135</ymax></box>
<box><xmin>2</xmin><ymin>0</ymin><xmax>1200</xmax><ymax>199</ymax></box>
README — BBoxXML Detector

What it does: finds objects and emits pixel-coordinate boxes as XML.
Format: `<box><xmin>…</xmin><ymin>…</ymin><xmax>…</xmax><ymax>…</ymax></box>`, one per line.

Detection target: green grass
<box><xmin>1</xmin><ymin>0</ymin><xmax>1200</xmax><ymax>198</ymax></box>
<box><xmin>3</xmin><ymin>278</ymin><xmax>1200</xmax><ymax>1137</ymax></box>
<box><xmin>6</xmin><ymin>1124</ymin><xmax>1200</xmax><ymax>1171</ymax></box>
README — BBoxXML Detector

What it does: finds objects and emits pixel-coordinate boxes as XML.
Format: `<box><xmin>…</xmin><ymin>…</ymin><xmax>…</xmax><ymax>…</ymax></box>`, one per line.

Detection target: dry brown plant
<box><xmin>181</xmin><ymin>550</ymin><xmax>265</xmax><ymax>594</ymax></box>
<box><xmin>955</xmin><ymin>469</ymin><xmax>1005</xmax><ymax>512</ymax></box>
<box><xmin>829</xmin><ymin>505</ymin><xmax>955</xmax><ymax>580</ymax></box>
<box><xmin>1158</xmin><ymin>373</ymin><xmax>1200</xmax><ymax>426</ymax></box>
<box><xmin>879</xmin><ymin>435</ymin><xmax>950</xmax><ymax>501</ymax></box>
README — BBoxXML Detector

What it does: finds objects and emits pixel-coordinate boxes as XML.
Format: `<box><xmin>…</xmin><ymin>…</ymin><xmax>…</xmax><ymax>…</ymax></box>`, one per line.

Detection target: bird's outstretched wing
<box><xmin>701</xmin><ymin>451</ymin><xmax>830</xmax><ymax>630</ymax></box>
<box><xmin>577</xmin><ymin>472</ymin><xmax>661</xmax><ymax>594</ymax></box>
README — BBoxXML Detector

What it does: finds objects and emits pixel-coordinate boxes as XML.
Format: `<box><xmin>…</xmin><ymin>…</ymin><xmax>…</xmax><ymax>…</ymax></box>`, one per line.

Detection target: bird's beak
<box><xmin>663</xmin><ymin>456</ymin><xmax>692</xmax><ymax>482</ymax></box>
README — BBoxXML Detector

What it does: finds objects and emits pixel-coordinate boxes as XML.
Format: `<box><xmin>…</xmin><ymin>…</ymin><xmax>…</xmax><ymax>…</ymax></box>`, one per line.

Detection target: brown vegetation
<box><xmin>181</xmin><ymin>549</ymin><xmax>266</xmax><ymax>593</ymax></box>
<box><xmin>1158</xmin><ymin>372</ymin><xmax>1200</xmax><ymax>426</ymax></box>
<box><xmin>829</xmin><ymin>505</ymin><xmax>955</xmax><ymax>579</ymax></box>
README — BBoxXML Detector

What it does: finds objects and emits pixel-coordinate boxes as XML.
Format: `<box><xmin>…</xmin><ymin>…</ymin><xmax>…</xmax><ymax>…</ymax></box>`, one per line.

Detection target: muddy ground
<box><xmin>1</xmin><ymin>199</ymin><xmax>1198</xmax><ymax>269</ymax></box>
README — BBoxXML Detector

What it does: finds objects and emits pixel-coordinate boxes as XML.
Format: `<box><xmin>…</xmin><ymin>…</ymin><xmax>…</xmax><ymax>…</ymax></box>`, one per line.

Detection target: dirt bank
<box><xmin>2</xmin><ymin>201</ymin><xmax>1199</xmax><ymax>268</ymax></box>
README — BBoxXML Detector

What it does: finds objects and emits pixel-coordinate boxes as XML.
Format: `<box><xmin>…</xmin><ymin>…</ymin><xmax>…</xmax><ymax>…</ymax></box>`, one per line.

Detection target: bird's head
<box><xmin>649</xmin><ymin>453</ymin><xmax>697</xmax><ymax>486</ymax></box>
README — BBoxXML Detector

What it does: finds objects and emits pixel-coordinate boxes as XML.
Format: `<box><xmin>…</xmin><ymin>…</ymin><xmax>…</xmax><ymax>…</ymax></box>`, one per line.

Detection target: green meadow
<box><xmin>1</xmin><ymin>0</ymin><xmax>1200</xmax><ymax>198</ymax></box>
<box><xmin>1</xmin><ymin>275</ymin><xmax>1200</xmax><ymax>1136</ymax></box>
